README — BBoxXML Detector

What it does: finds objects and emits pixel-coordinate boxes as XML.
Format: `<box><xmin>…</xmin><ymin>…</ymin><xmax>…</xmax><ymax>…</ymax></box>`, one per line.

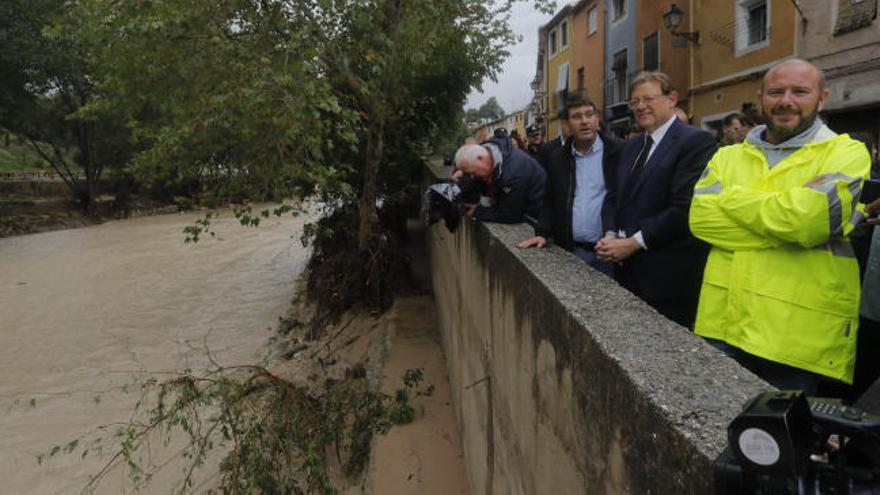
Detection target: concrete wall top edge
<box><xmin>477</xmin><ymin>219</ymin><xmax>770</xmax><ymax>459</ymax></box>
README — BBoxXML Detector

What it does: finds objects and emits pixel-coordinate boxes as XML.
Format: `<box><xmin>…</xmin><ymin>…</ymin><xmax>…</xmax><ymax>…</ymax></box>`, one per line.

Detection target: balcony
<box><xmin>604</xmin><ymin>75</ymin><xmax>632</xmax><ymax>121</ymax></box>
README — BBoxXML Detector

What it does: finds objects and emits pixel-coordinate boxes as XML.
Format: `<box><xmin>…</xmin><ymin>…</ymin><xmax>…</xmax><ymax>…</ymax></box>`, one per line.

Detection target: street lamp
<box><xmin>663</xmin><ymin>3</ymin><xmax>699</xmax><ymax>44</ymax></box>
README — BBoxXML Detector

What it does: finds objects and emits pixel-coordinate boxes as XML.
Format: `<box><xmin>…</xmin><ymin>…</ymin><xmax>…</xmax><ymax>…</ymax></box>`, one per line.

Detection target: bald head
<box><xmin>763</xmin><ymin>59</ymin><xmax>826</xmax><ymax>92</ymax></box>
<box><xmin>759</xmin><ymin>58</ymin><xmax>830</xmax><ymax>144</ymax></box>
<box><xmin>453</xmin><ymin>144</ymin><xmax>493</xmax><ymax>180</ymax></box>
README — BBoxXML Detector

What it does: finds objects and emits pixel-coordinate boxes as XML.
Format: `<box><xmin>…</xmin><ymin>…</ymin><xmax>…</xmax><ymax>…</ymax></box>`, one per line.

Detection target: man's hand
<box><xmin>516</xmin><ymin>236</ymin><xmax>547</xmax><ymax>249</ymax></box>
<box><xmin>463</xmin><ymin>204</ymin><xmax>478</xmax><ymax>219</ymax></box>
<box><xmin>596</xmin><ymin>236</ymin><xmax>641</xmax><ymax>263</ymax></box>
<box><xmin>867</xmin><ymin>198</ymin><xmax>880</xmax><ymax>224</ymax></box>
<box><xmin>595</xmin><ymin>232</ymin><xmax>618</xmax><ymax>261</ymax></box>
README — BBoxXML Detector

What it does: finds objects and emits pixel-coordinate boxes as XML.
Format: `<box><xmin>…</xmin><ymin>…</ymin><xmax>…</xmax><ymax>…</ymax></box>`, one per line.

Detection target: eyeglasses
<box><xmin>628</xmin><ymin>94</ymin><xmax>667</xmax><ymax>109</ymax></box>
<box><xmin>568</xmin><ymin>110</ymin><xmax>599</xmax><ymax>121</ymax></box>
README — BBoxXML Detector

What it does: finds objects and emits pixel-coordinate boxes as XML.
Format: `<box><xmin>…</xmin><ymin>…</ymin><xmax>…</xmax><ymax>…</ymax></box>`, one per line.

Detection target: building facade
<box><xmin>635</xmin><ymin>0</ymin><xmax>691</xmax><ymax>115</ymax></box>
<box><xmin>541</xmin><ymin>5</ymin><xmax>575</xmax><ymax>139</ymax></box>
<box><xmin>798</xmin><ymin>0</ymin><xmax>880</xmax><ymax>140</ymax></box>
<box><xmin>570</xmin><ymin>0</ymin><xmax>606</xmax><ymax>111</ymax></box>
<box><xmin>689</xmin><ymin>0</ymin><xmax>797</xmax><ymax>131</ymax></box>
<box><xmin>604</xmin><ymin>0</ymin><xmax>637</xmax><ymax>137</ymax></box>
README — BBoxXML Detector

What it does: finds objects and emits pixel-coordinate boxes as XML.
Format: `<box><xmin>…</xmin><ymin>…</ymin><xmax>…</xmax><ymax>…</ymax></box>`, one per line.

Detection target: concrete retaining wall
<box><xmin>426</xmin><ymin>163</ymin><xmax>771</xmax><ymax>494</ymax></box>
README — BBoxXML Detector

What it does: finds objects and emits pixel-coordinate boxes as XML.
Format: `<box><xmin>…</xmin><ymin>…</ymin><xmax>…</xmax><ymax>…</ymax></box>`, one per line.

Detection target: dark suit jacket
<box><xmin>537</xmin><ymin>137</ymin><xmax>565</xmax><ymax>169</ymax></box>
<box><xmin>601</xmin><ymin>119</ymin><xmax>717</xmax><ymax>301</ymax></box>
<box><xmin>535</xmin><ymin>133</ymin><xmax>623</xmax><ymax>251</ymax></box>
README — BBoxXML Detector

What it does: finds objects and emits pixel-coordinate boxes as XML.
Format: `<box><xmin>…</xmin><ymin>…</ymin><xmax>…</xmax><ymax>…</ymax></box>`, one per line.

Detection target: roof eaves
<box><xmin>540</xmin><ymin>3</ymin><xmax>573</xmax><ymax>31</ymax></box>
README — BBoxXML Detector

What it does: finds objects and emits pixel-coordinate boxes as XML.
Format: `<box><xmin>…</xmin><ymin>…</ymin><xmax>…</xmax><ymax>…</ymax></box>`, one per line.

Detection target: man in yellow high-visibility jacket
<box><xmin>689</xmin><ymin>59</ymin><xmax>871</xmax><ymax>393</ymax></box>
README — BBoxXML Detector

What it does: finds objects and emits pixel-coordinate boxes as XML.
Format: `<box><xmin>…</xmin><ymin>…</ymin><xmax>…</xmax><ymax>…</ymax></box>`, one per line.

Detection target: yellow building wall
<box><xmin>692</xmin><ymin>78</ymin><xmax>762</xmax><ymax>127</ymax></box>
<box><xmin>691</xmin><ymin>0</ymin><xmax>796</xmax><ymax>85</ymax></box>
<box><xmin>690</xmin><ymin>0</ymin><xmax>796</xmax><ymax>127</ymax></box>
<box><xmin>546</xmin><ymin>13</ymin><xmax>573</xmax><ymax>139</ymax></box>
<box><xmin>514</xmin><ymin>110</ymin><xmax>527</xmax><ymax>140</ymax></box>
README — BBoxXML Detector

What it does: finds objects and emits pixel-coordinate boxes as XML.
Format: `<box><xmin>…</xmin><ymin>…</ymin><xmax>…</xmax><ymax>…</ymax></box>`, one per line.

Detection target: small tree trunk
<box><xmin>357</xmin><ymin>114</ymin><xmax>384</xmax><ymax>251</ymax></box>
<box><xmin>79</xmin><ymin>123</ymin><xmax>97</xmax><ymax>216</ymax></box>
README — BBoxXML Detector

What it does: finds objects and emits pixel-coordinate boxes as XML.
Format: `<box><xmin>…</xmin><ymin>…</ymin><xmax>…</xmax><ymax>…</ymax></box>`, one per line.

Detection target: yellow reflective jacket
<box><xmin>689</xmin><ymin>133</ymin><xmax>870</xmax><ymax>383</ymax></box>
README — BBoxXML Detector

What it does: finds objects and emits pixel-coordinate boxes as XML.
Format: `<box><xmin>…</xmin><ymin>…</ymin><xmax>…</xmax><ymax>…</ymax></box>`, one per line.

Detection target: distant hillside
<box><xmin>0</xmin><ymin>131</ymin><xmax>74</xmax><ymax>172</ymax></box>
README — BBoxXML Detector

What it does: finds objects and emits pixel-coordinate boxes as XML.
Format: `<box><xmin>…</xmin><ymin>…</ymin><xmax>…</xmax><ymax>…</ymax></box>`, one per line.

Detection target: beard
<box><xmin>763</xmin><ymin>105</ymin><xmax>819</xmax><ymax>142</ymax></box>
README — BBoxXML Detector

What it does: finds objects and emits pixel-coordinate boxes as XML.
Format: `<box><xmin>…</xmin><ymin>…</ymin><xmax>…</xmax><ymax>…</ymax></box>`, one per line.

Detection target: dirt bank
<box><xmin>0</xmin><ymin>193</ymin><xmax>183</xmax><ymax>238</ymax></box>
<box><xmin>272</xmin><ymin>286</ymin><xmax>468</xmax><ymax>494</ymax></box>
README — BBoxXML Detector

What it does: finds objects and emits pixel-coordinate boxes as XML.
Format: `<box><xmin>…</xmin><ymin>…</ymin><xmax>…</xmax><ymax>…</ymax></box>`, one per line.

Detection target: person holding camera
<box><xmin>689</xmin><ymin>59</ymin><xmax>872</xmax><ymax>394</ymax></box>
<box><xmin>452</xmin><ymin>133</ymin><xmax>545</xmax><ymax>224</ymax></box>
<box><xmin>515</xmin><ymin>97</ymin><xmax>622</xmax><ymax>275</ymax></box>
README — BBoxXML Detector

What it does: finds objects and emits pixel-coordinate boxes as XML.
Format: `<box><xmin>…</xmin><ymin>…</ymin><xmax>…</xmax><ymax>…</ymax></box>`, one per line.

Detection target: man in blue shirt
<box><xmin>516</xmin><ymin>97</ymin><xmax>622</xmax><ymax>274</ymax></box>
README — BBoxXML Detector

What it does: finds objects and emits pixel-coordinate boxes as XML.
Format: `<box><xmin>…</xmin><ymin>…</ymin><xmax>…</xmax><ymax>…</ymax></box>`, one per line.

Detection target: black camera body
<box><xmin>425</xmin><ymin>174</ymin><xmax>487</xmax><ymax>232</ymax></box>
<box><xmin>716</xmin><ymin>391</ymin><xmax>880</xmax><ymax>494</ymax></box>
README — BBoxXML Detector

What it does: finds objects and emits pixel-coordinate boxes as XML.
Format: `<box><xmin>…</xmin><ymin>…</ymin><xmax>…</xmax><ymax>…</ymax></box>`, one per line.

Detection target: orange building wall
<box><xmin>570</xmin><ymin>0</ymin><xmax>605</xmax><ymax>112</ymax></box>
<box><xmin>690</xmin><ymin>0</ymin><xmax>796</xmax><ymax>127</ymax></box>
<box><xmin>692</xmin><ymin>78</ymin><xmax>762</xmax><ymax>126</ymax></box>
<box><xmin>691</xmin><ymin>0</ymin><xmax>796</xmax><ymax>86</ymax></box>
<box><xmin>635</xmin><ymin>0</ymin><xmax>689</xmax><ymax>105</ymax></box>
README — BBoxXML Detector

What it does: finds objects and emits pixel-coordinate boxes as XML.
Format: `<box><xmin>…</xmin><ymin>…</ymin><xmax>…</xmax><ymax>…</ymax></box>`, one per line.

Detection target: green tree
<box><xmin>478</xmin><ymin>96</ymin><xmax>507</xmax><ymax>121</ymax></box>
<box><xmin>57</xmin><ymin>0</ymin><xmax>549</xmax><ymax>308</ymax></box>
<box><xmin>464</xmin><ymin>96</ymin><xmax>506</xmax><ymax>123</ymax></box>
<box><xmin>0</xmin><ymin>0</ymin><xmax>132</xmax><ymax>212</ymax></box>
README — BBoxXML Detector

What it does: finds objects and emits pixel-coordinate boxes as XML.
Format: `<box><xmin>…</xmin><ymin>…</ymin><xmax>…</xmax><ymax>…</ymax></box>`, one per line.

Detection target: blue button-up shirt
<box><xmin>571</xmin><ymin>136</ymin><xmax>606</xmax><ymax>243</ymax></box>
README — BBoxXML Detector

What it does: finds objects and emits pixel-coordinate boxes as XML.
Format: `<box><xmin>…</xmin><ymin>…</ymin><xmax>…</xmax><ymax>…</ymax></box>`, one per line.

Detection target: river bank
<box><xmin>271</xmin><ymin>283</ymin><xmax>468</xmax><ymax>494</ymax></box>
<box><xmin>0</xmin><ymin>192</ymin><xmax>186</xmax><ymax>238</ymax></box>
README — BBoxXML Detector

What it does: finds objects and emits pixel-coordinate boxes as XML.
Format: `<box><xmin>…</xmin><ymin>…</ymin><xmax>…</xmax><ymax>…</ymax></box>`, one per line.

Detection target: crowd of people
<box><xmin>451</xmin><ymin>59</ymin><xmax>880</xmax><ymax>400</ymax></box>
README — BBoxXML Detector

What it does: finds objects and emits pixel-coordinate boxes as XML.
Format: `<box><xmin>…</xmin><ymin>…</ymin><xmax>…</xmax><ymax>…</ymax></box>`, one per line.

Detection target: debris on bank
<box><xmin>270</xmin><ymin>278</ymin><xmax>468</xmax><ymax>494</ymax></box>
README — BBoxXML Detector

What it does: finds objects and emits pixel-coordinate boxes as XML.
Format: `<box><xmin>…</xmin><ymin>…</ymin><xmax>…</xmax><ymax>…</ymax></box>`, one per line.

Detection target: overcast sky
<box><xmin>465</xmin><ymin>3</ymin><xmax>555</xmax><ymax>115</ymax></box>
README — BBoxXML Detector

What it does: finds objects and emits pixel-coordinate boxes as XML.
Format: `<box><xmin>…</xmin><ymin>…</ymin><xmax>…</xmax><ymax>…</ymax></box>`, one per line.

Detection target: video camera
<box><xmin>715</xmin><ymin>390</ymin><xmax>880</xmax><ymax>494</ymax></box>
<box><xmin>425</xmin><ymin>173</ymin><xmax>487</xmax><ymax>232</ymax></box>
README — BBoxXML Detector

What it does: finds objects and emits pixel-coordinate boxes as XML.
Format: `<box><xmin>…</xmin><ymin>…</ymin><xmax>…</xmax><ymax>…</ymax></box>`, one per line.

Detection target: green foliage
<box><xmin>4</xmin><ymin>0</ymin><xmax>550</xmax><ymax>301</ymax></box>
<box><xmin>465</xmin><ymin>96</ymin><xmax>507</xmax><ymax>123</ymax></box>
<box><xmin>47</xmin><ymin>366</ymin><xmax>429</xmax><ymax>494</ymax></box>
<box><xmin>182</xmin><ymin>203</ymin><xmax>301</xmax><ymax>244</ymax></box>
<box><xmin>0</xmin><ymin>0</ymin><xmax>133</xmax><ymax>211</ymax></box>
<box><xmin>53</xmin><ymin>0</ymin><xmax>544</xmax><ymax>227</ymax></box>
<box><xmin>302</xmin><ymin>204</ymin><xmax>409</xmax><ymax>321</ymax></box>
<box><xmin>0</xmin><ymin>134</ymin><xmax>54</xmax><ymax>171</ymax></box>
<box><xmin>182</xmin><ymin>213</ymin><xmax>214</xmax><ymax>244</ymax></box>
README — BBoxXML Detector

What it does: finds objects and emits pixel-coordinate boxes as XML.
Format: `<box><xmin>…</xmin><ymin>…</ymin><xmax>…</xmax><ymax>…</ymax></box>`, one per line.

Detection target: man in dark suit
<box><xmin>596</xmin><ymin>71</ymin><xmax>716</xmax><ymax>327</ymax></box>
<box><xmin>516</xmin><ymin>97</ymin><xmax>622</xmax><ymax>275</ymax></box>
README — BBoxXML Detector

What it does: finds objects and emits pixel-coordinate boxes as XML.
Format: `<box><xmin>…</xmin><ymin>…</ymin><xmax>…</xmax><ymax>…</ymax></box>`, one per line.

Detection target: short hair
<box><xmin>629</xmin><ymin>71</ymin><xmax>676</xmax><ymax>95</ymax></box>
<box><xmin>454</xmin><ymin>144</ymin><xmax>488</xmax><ymax>168</ymax></box>
<box><xmin>557</xmin><ymin>96</ymin><xmax>598</xmax><ymax>121</ymax></box>
<box><xmin>722</xmin><ymin>113</ymin><xmax>745</xmax><ymax>127</ymax></box>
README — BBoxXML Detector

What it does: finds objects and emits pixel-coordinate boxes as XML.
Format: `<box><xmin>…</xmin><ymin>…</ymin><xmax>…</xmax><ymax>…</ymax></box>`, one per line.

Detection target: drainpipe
<box><xmin>688</xmin><ymin>0</ymin><xmax>695</xmax><ymax>119</ymax></box>
<box><xmin>790</xmin><ymin>0</ymin><xmax>808</xmax><ymax>52</ymax></box>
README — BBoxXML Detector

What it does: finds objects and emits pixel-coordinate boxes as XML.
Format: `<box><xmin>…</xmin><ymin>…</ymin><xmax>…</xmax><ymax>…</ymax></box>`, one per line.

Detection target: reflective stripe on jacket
<box><xmin>689</xmin><ymin>134</ymin><xmax>870</xmax><ymax>383</ymax></box>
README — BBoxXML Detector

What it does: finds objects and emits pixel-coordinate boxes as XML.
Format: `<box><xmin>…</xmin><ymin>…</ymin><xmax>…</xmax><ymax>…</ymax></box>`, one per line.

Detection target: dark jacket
<box><xmin>534</xmin><ymin>133</ymin><xmax>623</xmax><ymax>251</ymax></box>
<box><xmin>474</xmin><ymin>136</ymin><xmax>546</xmax><ymax>224</ymax></box>
<box><xmin>602</xmin><ymin>119</ymin><xmax>717</xmax><ymax>301</ymax></box>
<box><xmin>538</xmin><ymin>136</ymin><xmax>565</xmax><ymax>168</ymax></box>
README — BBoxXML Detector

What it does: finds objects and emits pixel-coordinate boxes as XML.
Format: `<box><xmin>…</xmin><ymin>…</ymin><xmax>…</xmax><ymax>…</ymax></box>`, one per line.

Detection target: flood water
<box><xmin>0</xmin><ymin>208</ymin><xmax>308</xmax><ymax>493</ymax></box>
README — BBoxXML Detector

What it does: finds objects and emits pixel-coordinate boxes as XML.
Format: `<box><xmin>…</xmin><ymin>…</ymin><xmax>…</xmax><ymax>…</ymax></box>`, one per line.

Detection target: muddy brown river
<box><xmin>0</xmin><ymin>208</ymin><xmax>308</xmax><ymax>493</ymax></box>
